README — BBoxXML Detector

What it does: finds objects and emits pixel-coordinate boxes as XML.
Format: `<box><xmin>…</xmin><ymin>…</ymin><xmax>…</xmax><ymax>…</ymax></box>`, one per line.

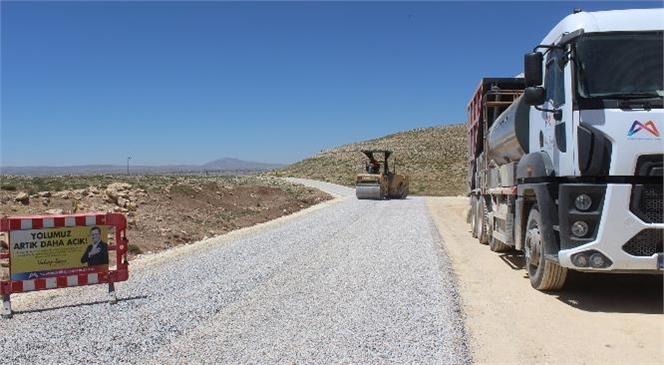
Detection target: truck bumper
<box><xmin>559</xmin><ymin>184</ymin><xmax>663</xmax><ymax>272</ymax></box>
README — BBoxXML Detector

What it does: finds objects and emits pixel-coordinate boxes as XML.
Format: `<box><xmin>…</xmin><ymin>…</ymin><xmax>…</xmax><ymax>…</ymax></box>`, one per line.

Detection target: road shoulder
<box><xmin>426</xmin><ymin>196</ymin><xmax>663</xmax><ymax>365</ymax></box>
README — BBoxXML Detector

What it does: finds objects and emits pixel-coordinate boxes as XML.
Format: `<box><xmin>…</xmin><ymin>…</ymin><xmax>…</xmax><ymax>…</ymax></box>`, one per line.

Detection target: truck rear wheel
<box><xmin>478</xmin><ymin>197</ymin><xmax>489</xmax><ymax>244</ymax></box>
<box><xmin>470</xmin><ymin>196</ymin><xmax>479</xmax><ymax>238</ymax></box>
<box><xmin>524</xmin><ymin>206</ymin><xmax>567</xmax><ymax>291</ymax></box>
<box><xmin>471</xmin><ymin>196</ymin><xmax>489</xmax><ymax>244</ymax></box>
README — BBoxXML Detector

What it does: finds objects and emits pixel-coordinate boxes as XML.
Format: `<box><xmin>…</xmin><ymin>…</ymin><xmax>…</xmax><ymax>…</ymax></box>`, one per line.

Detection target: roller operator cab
<box><xmin>355</xmin><ymin>149</ymin><xmax>410</xmax><ymax>200</ymax></box>
<box><xmin>467</xmin><ymin>8</ymin><xmax>663</xmax><ymax>291</ymax></box>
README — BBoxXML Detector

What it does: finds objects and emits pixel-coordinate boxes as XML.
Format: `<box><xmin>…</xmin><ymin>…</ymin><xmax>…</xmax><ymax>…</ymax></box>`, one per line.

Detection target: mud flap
<box><xmin>519</xmin><ymin>183</ymin><xmax>559</xmax><ymax>258</ymax></box>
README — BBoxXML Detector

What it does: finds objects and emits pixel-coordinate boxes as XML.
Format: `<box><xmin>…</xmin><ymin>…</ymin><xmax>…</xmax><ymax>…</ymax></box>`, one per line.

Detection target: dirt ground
<box><xmin>426</xmin><ymin>196</ymin><xmax>663</xmax><ymax>365</ymax></box>
<box><xmin>0</xmin><ymin>175</ymin><xmax>331</xmax><ymax>271</ymax></box>
<box><xmin>2</xmin><ymin>178</ymin><xmax>662</xmax><ymax>364</ymax></box>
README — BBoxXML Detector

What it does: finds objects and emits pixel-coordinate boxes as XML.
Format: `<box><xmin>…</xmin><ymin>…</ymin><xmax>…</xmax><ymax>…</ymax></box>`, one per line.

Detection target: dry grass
<box><xmin>269</xmin><ymin>123</ymin><xmax>468</xmax><ymax>196</ymax></box>
<box><xmin>0</xmin><ymin>174</ymin><xmax>332</xmax><ymax>260</ymax></box>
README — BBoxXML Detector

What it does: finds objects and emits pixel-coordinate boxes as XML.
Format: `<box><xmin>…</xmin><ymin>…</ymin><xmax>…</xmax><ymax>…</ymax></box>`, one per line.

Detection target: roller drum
<box><xmin>356</xmin><ymin>184</ymin><xmax>382</xmax><ymax>199</ymax></box>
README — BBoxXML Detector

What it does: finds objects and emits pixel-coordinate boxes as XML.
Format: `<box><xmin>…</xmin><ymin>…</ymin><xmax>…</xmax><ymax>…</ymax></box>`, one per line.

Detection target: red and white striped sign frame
<box><xmin>0</xmin><ymin>213</ymin><xmax>129</xmax><ymax>295</ymax></box>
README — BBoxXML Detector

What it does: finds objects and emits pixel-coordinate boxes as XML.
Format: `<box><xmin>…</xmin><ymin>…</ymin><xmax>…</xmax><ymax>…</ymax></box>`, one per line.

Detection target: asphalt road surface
<box><xmin>1</xmin><ymin>178</ymin><xmax>470</xmax><ymax>364</ymax></box>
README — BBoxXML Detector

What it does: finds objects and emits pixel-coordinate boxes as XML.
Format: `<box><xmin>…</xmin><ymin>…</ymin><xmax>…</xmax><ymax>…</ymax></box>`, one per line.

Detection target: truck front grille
<box><xmin>622</xmin><ymin>229</ymin><xmax>664</xmax><ymax>257</ymax></box>
<box><xmin>630</xmin><ymin>154</ymin><xmax>663</xmax><ymax>223</ymax></box>
<box><xmin>631</xmin><ymin>184</ymin><xmax>663</xmax><ymax>223</ymax></box>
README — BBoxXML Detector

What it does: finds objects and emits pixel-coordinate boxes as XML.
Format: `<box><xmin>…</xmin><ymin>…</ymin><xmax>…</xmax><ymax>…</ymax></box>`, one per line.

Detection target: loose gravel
<box><xmin>1</xmin><ymin>179</ymin><xmax>470</xmax><ymax>364</ymax></box>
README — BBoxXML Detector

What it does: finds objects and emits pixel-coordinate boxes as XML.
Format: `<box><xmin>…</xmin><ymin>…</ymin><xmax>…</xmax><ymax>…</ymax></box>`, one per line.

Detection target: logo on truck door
<box><xmin>627</xmin><ymin>120</ymin><xmax>660</xmax><ymax>138</ymax></box>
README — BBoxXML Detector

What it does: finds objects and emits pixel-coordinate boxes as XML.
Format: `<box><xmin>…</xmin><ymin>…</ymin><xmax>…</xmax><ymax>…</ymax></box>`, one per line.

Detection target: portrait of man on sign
<box><xmin>80</xmin><ymin>226</ymin><xmax>109</xmax><ymax>266</ymax></box>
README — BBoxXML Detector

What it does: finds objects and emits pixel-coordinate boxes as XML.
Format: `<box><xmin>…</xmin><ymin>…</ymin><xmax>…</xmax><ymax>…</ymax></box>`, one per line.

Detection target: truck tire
<box><xmin>478</xmin><ymin>198</ymin><xmax>489</xmax><ymax>245</ymax></box>
<box><xmin>524</xmin><ymin>206</ymin><xmax>567</xmax><ymax>291</ymax></box>
<box><xmin>470</xmin><ymin>196</ymin><xmax>479</xmax><ymax>238</ymax></box>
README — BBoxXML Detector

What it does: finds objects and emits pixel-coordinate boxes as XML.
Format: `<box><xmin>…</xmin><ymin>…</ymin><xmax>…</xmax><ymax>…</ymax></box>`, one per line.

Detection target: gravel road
<box><xmin>1</xmin><ymin>179</ymin><xmax>470</xmax><ymax>364</ymax></box>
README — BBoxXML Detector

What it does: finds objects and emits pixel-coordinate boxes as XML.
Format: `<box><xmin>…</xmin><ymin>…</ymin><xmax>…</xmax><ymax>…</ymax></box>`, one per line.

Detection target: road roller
<box><xmin>355</xmin><ymin>149</ymin><xmax>409</xmax><ymax>200</ymax></box>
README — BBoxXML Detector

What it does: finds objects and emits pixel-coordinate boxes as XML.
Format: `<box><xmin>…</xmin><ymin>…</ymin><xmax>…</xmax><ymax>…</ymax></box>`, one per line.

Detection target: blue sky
<box><xmin>1</xmin><ymin>1</ymin><xmax>661</xmax><ymax>166</ymax></box>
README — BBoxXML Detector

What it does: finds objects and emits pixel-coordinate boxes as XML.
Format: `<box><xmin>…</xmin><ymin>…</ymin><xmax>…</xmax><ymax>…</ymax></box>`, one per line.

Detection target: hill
<box><xmin>271</xmin><ymin>123</ymin><xmax>468</xmax><ymax>196</ymax></box>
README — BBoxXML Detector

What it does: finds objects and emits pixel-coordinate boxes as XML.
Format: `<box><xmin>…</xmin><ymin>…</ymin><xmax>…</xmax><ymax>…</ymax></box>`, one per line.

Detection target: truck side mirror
<box><xmin>524</xmin><ymin>52</ymin><xmax>543</xmax><ymax>86</ymax></box>
<box><xmin>523</xmin><ymin>87</ymin><xmax>546</xmax><ymax>106</ymax></box>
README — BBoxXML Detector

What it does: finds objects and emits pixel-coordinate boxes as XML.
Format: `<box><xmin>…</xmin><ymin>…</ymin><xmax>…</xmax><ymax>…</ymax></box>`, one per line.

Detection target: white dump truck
<box><xmin>467</xmin><ymin>8</ymin><xmax>663</xmax><ymax>290</ymax></box>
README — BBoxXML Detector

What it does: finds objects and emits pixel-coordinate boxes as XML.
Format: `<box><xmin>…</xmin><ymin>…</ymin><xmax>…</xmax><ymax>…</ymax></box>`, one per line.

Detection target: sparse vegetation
<box><xmin>0</xmin><ymin>123</ymin><xmax>466</xmax><ymax>261</ymax></box>
<box><xmin>127</xmin><ymin>243</ymin><xmax>143</xmax><ymax>255</ymax></box>
<box><xmin>270</xmin><ymin>123</ymin><xmax>468</xmax><ymax>196</ymax></box>
<box><xmin>1</xmin><ymin>175</ymin><xmax>117</xmax><ymax>195</ymax></box>
<box><xmin>0</xmin><ymin>174</ymin><xmax>332</xmax><ymax>257</ymax></box>
<box><xmin>0</xmin><ymin>184</ymin><xmax>16</xmax><ymax>191</ymax></box>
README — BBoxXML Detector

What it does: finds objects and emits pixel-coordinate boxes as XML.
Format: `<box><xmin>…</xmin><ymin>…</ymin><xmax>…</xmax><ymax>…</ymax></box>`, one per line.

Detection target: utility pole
<box><xmin>127</xmin><ymin>156</ymin><xmax>132</xmax><ymax>175</ymax></box>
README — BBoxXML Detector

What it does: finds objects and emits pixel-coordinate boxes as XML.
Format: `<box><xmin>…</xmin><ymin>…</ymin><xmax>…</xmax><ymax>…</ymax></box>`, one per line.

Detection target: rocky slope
<box><xmin>270</xmin><ymin>124</ymin><xmax>467</xmax><ymax>196</ymax></box>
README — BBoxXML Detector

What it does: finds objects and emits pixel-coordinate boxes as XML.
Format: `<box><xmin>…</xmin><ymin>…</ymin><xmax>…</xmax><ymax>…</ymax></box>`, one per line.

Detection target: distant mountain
<box><xmin>0</xmin><ymin>158</ymin><xmax>284</xmax><ymax>176</ymax></box>
<box><xmin>203</xmin><ymin>158</ymin><xmax>283</xmax><ymax>171</ymax></box>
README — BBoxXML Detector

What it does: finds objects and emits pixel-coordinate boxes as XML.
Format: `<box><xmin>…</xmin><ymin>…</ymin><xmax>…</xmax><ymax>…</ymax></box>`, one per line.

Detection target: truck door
<box><xmin>542</xmin><ymin>47</ymin><xmax>574</xmax><ymax>174</ymax></box>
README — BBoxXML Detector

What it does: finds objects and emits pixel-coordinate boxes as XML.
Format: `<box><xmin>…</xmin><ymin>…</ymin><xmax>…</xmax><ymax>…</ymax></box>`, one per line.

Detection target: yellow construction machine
<box><xmin>355</xmin><ymin>149</ymin><xmax>409</xmax><ymax>199</ymax></box>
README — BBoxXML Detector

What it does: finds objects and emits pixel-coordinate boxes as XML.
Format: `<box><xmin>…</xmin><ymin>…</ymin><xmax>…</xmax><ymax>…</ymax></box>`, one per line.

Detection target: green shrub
<box><xmin>1</xmin><ymin>184</ymin><xmax>16</xmax><ymax>191</ymax></box>
<box><xmin>127</xmin><ymin>244</ymin><xmax>143</xmax><ymax>255</ymax></box>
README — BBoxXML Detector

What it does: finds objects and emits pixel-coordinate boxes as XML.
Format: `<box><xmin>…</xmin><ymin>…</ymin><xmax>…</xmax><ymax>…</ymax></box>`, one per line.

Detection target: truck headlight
<box><xmin>571</xmin><ymin>252</ymin><xmax>589</xmax><ymax>267</ymax></box>
<box><xmin>590</xmin><ymin>252</ymin><xmax>608</xmax><ymax>268</ymax></box>
<box><xmin>574</xmin><ymin>194</ymin><xmax>592</xmax><ymax>211</ymax></box>
<box><xmin>571</xmin><ymin>221</ymin><xmax>589</xmax><ymax>237</ymax></box>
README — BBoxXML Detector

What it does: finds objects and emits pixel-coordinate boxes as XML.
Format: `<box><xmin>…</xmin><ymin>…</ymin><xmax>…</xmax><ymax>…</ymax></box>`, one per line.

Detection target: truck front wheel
<box><xmin>524</xmin><ymin>205</ymin><xmax>567</xmax><ymax>291</ymax></box>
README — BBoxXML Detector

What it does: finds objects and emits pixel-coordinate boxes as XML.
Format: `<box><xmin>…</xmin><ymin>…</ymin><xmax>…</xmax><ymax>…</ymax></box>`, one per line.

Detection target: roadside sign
<box><xmin>0</xmin><ymin>213</ymin><xmax>129</xmax><ymax>318</ymax></box>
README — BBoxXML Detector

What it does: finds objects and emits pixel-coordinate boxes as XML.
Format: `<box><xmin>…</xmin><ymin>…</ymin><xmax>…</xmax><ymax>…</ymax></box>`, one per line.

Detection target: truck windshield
<box><xmin>574</xmin><ymin>31</ymin><xmax>663</xmax><ymax>99</ymax></box>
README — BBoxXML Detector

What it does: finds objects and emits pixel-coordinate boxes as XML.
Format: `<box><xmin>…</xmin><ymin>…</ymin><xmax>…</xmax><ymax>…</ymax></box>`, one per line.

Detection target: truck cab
<box><xmin>468</xmin><ymin>8</ymin><xmax>663</xmax><ymax>290</ymax></box>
